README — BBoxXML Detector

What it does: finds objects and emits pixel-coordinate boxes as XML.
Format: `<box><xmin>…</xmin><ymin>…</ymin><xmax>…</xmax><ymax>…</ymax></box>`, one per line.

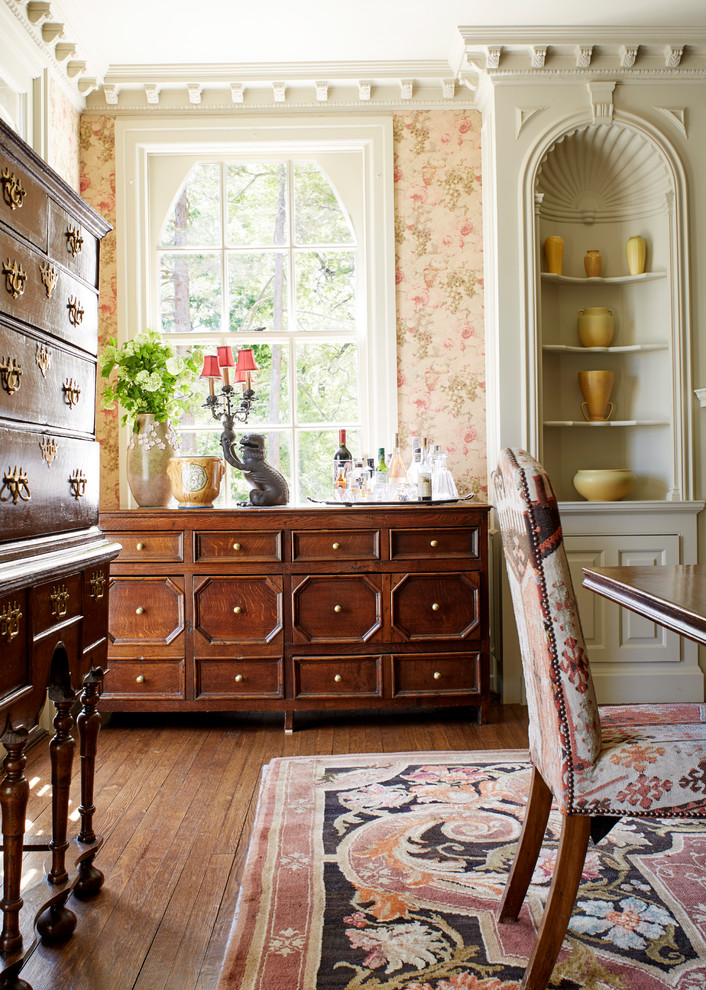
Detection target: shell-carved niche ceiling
<box><xmin>536</xmin><ymin>124</ymin><xmax>672</xmax><ymax>223</ymax></box>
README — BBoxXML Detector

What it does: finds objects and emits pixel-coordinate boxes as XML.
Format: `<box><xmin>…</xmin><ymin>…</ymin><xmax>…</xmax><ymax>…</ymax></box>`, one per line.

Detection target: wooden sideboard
<box><xmin>0</xmin><ymin>118</ymin><xmax>119</xmax><ymax>984</ymax></box>
<box><xmin>99</xmin><ymin>502</ymin><xmax>491</xmax><ymax>729</ymax></box>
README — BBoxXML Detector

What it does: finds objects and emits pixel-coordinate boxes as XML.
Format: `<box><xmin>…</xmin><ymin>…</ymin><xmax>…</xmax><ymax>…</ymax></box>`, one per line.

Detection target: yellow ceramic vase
<box><xmin>626</xmin><ymin>235</ymin><xmax>646</xmax><ymax>275</ymax></box>
<box><xmin>577</xmin><ymin>307</ymin><xmax>614</xmax><ymax>347</ymax></box>
<box><xmin>544</xmin><ymin>235</ymin><xmax>564</xmax><ymax>275</ymax></box>
<box><xmin>578</xmin><ymin>370</ymin><xmax>614</xmax><ymax>422</ymax></box>
<box><xmin>584</xmin><ymin>249</ymin><xmax>602</xmax><ymax>277</ymax></box>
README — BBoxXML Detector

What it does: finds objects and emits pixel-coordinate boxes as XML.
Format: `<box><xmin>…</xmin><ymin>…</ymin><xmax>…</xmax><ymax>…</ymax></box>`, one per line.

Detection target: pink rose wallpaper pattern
<box><xmin>48</xmin><ymin>80</ymin><xmax>80</xmax><ymax>191</ymax></box>
<box><xmin>78</xmin><ymin>109</ymin><xmax>486</xmax><ymax>508</ymax></box>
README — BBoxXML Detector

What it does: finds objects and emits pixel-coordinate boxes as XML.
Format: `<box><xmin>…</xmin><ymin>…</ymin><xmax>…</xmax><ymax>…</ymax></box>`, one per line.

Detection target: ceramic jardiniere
<box><xmin>126</xmin><ymin>413</ymin><xmax>179</xmax><ymax>507</ymax></box>
<box><xmin>168</xmin><ymin>455</ymin><xmax>225</xmax><ymax>508</ymax></box>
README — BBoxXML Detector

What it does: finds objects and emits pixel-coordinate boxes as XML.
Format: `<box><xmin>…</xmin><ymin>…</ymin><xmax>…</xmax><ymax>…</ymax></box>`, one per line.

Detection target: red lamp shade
<box><xmin>200</xmin><ymin>355</ymin><xmax>222</xmax><ymax>378</ymax></box>
<box><xmin>217</xmin><ymin>345</ymin><xmax>236</xmax><ymax>368</ymax></box>
<box><xmin>235</xmin><ymin>348</ymin><xmax>259</xmax><ymax>374</ymax></box>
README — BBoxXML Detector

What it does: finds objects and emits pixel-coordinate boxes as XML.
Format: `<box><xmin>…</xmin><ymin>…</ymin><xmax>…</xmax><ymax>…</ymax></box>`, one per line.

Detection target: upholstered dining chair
<box><xmin>492</xmin><ymin>447</ymin><xmax>706</xmax><ymax>990</ymax></box>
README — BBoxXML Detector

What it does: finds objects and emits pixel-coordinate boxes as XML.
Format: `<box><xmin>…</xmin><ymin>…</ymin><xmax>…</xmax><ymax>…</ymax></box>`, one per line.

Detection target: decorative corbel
<box><xmin>664</xmin><ymin>45</ymin><xmax>684</xmax><ymax>68</ymax></box>
<box><xmin>187</xmin><ymin>84</ymin><xmax>202</xmax><ymax>105</ymax></box>
<box><xmin>358</xmin><ymin>81</ymin><xmax>371</xmax><ymax>101</ymax></box>
<box><xmin>103</xmin><ymin>85</ymin><xmax>119</xmax><ymax>105</ymax></box>
<box><xmin>54</xmin><ymin>42</ymin><xmax>76</xmax><ymax>62</ymax></box>
<box><xmin>576</xmin><ymin>45</ymin><xmax>593</xmax><ymax>69</ymax></box>
<box><xmin>400</xmin><ymin>80</ymin><xmax>413</xmax><ymax>100</ymax></box>
<box><xmin>144</xmin><ymin>84</ymin><xmax>160</xmax><ymax>105</ymax></box>
<box><xmin>620</xmin><ymin>45</ymin><xmax>639</xmax><ymax>68</ymax></box>
<box><xmin>26</xmin><ymin>2</ymin><xmax>51</xmax><ymax>24</ymax></box>
<box><xmin>531</xmin><ymin>46</ymin><xmax>547</xmax><ymax>69</ymax></box>
<box><xmin>587</xmin><ymin>81</ymin><xmax>616</xmax><ymax>124</ymax></box>
<box><xmin>485</xmin><ymin>46</ymin><xmax>502</xmax><ymax>69</ymax></box>
<box><xmin>40</xmin><ymin>22</ymin><xmax>64</xmax><ymax>44</ymax></box>
<box><xmin>441</xmin><ymin>80</ymin><xmax>455</xmax><ymax>99</ymax></box>
<box><xmin>315</xmin><ymin>81</ymin><xmax>329</xmax><ymax>102</ymax></box>
<box><xmin>230</xmin><ymin>83</ymin><xmax>245</xmax><ymax>104</ymax></box>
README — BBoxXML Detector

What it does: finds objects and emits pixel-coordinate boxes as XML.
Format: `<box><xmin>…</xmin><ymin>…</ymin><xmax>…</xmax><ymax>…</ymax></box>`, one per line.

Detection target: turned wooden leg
<box><xmin>499</xmin><ymin>766</ymin><xmax>552</xmax><ymax>922</ymax></box>
<box><xmin>47</xmin><ymin>694</ymin><xmax>76</xmax><ymax>885</ymax></box>
<box><xmin>0</xmin><ymin>729</ymin><xmax>29</xmax><ymax>956</ymax></box>
<box><xmin>74</xmin><ymin>668</ymin><xmax>104</xmax><ymax>899</ymax></box>
<box><xmin>520</xmin><ymin>813</ymin><xmax>592</xmax><ymax>990</ymax></box>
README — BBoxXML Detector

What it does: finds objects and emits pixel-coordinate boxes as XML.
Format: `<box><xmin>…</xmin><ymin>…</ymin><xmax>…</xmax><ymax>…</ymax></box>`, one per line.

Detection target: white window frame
<box><xmin>115</xmin><ymin>115</ymin><xmax>397</xmax><ymax>506</ymax></box>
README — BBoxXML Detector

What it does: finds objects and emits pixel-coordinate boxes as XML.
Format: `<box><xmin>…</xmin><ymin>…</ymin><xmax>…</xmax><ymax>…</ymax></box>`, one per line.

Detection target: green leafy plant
<box><xmin>99</xmin><ymin>330</ymin><xmax>204</xmax><ymax>428</ymax></box>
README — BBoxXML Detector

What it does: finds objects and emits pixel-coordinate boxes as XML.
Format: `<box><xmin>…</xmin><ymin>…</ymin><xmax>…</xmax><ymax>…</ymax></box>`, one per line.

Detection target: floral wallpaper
<box><xmin>48</xmin><ymin>80</ymin><xmax>80</xmax><ymax>191</ymax></box>
<box><xmin>392</xmin><ymin>110</ymin><xmax>486</xmax><ymax>498</ymax></box>
<box><xmin>79</xmin><ymin>116</ymin><xmax>119</xmax><ymax>508</ymax></box>
<box><xmin>79</xmin><ymin>109</ymin><xmax>486</xmax><ymax>508</ymax></box>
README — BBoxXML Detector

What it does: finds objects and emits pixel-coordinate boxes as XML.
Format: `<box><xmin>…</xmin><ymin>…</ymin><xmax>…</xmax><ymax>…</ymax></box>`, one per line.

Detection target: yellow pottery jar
<box><xmin>578</xmin><ymin>370</ymin><xmax>614</xmax><ymax>421</ymax></box>
<box><xmin>168</xmin><ymin>455</ymin><xmax>225</xmax><ymax>508</ymax></box>
<box><xmin>573</xmin><ymin>468</ymin><xmax>636</xmax><ymax>502</ymax></box>
<box><xmin>626</xmin><ymin>235</ymin><xmax>646</xmax><ymax>275</ymax></box>
<box><xmin>544</xmin><ymin>235</ymin><xmax>564</xmax><ymax>275</ymax></box>
<box><xmin>577</xmin><ymin>307</ymin><xmax>614</xmax><ymax>347</ymax></box>
<box><xmin>584</xmin><ymin>249</ymin><xmax>602</xmax><ymax>277</ymax></box>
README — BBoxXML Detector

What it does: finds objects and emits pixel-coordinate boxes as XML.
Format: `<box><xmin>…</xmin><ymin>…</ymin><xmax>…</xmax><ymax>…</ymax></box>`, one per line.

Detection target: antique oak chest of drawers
<box><xmin>0</xmin><ymin>119</ymin><xmax>119</xmax><ymax>980</ymax></box>
<box><xmin>99</xmin><ymin>502</ymin><xmax>491</xmax><ymax>730</ymax></box>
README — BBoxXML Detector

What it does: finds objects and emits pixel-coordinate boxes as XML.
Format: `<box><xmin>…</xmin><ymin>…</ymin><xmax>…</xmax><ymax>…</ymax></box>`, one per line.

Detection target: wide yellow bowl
<box><xmin>572</xmin><ymin>468</ymin><xmax>636</xmax><ymax>502</ymax></box>
<box><xmin>168</xmin><ymin>455</ymin><xmax>225</xmax><ymax>507</ymax></box>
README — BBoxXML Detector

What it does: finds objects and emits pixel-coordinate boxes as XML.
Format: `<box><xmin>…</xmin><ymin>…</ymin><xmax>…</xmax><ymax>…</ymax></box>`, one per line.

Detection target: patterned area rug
<box><xmin>218</xmin><ymin>751</ymin><xmax>706</xmax><ymax>989</ymax></box>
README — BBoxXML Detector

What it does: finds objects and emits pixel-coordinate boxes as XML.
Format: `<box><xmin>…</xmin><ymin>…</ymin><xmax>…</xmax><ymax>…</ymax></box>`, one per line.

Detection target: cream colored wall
<box><xmin>78</xmin><ymin>110</ymin><xmax>487</xmax><ymax>510</ymax></box>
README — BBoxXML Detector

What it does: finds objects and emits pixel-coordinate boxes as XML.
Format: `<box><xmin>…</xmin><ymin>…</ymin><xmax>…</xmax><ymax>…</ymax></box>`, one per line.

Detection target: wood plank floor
<box><xmin>13</xmin><ymin>703</ymin><xmax>529</xmax><ymax>990</ymax></box>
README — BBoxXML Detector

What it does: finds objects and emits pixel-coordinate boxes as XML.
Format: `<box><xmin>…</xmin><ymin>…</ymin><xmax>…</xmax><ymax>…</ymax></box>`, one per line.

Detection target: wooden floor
<box><xmin>13</xmin><ymin>702</ymin><xmax>529</xmax><ymax>990</ymax></box>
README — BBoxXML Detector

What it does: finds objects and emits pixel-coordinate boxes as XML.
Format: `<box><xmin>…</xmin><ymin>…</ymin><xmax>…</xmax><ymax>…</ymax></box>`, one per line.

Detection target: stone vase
<box><xmin>126</xmin><ymin>413</ymin><xmax>179</xmax><ymax>507</ymax></box>
<box><xmin>578</xmin><ymin>370</ymin><xmax>614</xmax><ymax>422</ymax></box>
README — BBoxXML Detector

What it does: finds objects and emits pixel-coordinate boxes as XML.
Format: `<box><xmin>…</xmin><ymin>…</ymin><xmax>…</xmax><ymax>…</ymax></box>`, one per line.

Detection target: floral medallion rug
<box><xmin>217</xmin><ymin>750</ymin><xmax>706</xmax><ymax>990</ymax></box>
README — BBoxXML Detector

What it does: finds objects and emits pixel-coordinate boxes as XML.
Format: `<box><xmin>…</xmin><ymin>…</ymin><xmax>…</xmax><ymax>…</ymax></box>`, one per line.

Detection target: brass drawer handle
<box><xmin>432</xmin><ymin>603</ymin><xmax>440</xmax><ymax>611</ymax></box>
<box><xmin>235</xmin><ymin>674</ymin><xmax>244</xmax><ymax>683</ymax></box>
<box><xmin>135</xmin><ymin>606</ymin><xmax>144</xmax><ymax>615</ymax></box>
<box><xmin>65</xmin><ymin>224</ymin><xmax>84</xmax><ymax>256</ymax></box>
<box><xmin>333</xmin><ymin>604</ymin><xmax>342</xmax><ymax>613</ymax></box>
<box><xmin>50</xmin><ymin>585</ymin><xmax>70</xmax><ymax>619</ymax></box>
<box><xmin>0</xmin><ymin>602</ymin><xmax>22</xmax><ymax>642</ymax></box>
<box><xmin>1</xmin><ymin>168</ymin><xmax>26</xmax><ymax>210</ymax></box>
<box><xmin>1</xmin><ymin>466</ymin><xmax>31</xmax><ymax>503</ymax></box>
<box><xmin>136</xmin><ymin>674</ymin><xmax>145</xmax><ymax>684</ymax></box>
<box><xmin>69</xmin><ymin>469</ymin><xmax>87</xmax><ymax>499</ymax></box>
<box><xmin>433</xmin><ymin>671</ymin><xmax>442</xmax><ymax>680</ymax></box>
<box><xmin>430</xmin><ymin>539</ymin><xmax>439</xmax><ymax>547</ymax></box>
<box><xmin>233</xmin><ymin>606</ymin><xmax>242</xmax><ymax>614</ymax></box>
<box><xmin>89</xmin><ymin>572</ymin><xmax>106</xmax><ymax>601</ymax></box>
<box><xmin>40</xmin><ymin>261</ymin><xmax>57</xmax><ymax>297</ymax></box>
<box><xmin>2</xmin><ymin>259</ymin><xmax>26</xmax><ymax>299</ymax></box>
<box><xmin>136</xmin><ymin>542</ymin><xmax>144</xmax><ymax>551</ymax></box>
<box><xmin>233</xmin><ymin>542</ymin><xmax>241</xmax><ymax>551</ymax></box>
<box><xmin>334</xmin><ymin>674</ymin><xmax>342</xmax><ymax>683</ymax></box>
<box><xmin>332</xmin><ymin>542</ymin><xmax>341</xmax><ymax>550</ymax></box>
<box><xmin>35</xmin><ymin>343</ymin><xmax>51</xmax><ymax>377</ymax></box>
<box><xmin>40</xmin><ymin>437</ymin><xmax>57</xmax><ymax>466</ymax></box>
<box><xmin>62</xmin><ymin>378</ymin><xmax>81</xmax><ymax>408</ymax></box>
<box><xmin>0</xmin><ymin>357</ymin><xmax>22</xmax><ymax>395</ymax></box>
<box><xmin>67</xmin><ymin>295</ymin><xmax>84</xmax><ymax>326</ymax></box>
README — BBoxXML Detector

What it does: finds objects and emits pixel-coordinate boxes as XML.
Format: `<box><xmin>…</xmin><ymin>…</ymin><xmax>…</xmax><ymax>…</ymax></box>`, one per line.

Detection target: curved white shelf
<box><xmin>543</xmin><ymin>343</ymin><xmax>668</xmax><ymax>353</ymax></box>
<box><xmin>541</xmin><ymin>271</ymin><xmax>666</xmax><ymax>285</ymax></box>
<box><xmin>544</xmin><ymin>419</ymin><xmax>670</xmax><ymax>428</ymax></box>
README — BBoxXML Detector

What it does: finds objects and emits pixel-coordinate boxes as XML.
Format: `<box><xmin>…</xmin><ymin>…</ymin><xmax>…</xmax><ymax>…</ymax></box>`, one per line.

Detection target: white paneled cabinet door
<box><xmin>565</xmin><ymin>533</ymin><xmax>702</xmax><ymax>703</ymax></box>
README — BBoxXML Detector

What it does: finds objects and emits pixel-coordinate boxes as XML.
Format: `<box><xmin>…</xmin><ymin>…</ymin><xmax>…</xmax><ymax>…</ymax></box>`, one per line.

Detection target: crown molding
<box><xmin>455</xmin><ymin>26</ymin><xmax>706</xmax><ymax>79</ymax></box>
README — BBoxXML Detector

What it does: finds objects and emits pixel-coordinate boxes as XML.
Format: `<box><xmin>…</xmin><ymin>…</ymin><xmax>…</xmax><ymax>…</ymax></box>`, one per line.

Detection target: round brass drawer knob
<box><xmin>430</xmin><ymin>539</ymin><xmax>438</xmax><ymax>547</ymax></box>
<box><xmin>433</xmin><ymin>671</ymin><xmax>441</xmax><ymax>680</ymax></box>
<box><xmin>332</xmin><ymin>542</ymin><xmax>341</xmax><ymax>550</ymax></box>
<box><xmin>333</xmin><ymin>604</ymin><xmax>342</xmax><ymax>613</ymax></box>
<box><xmin>136</xmin><ymin>542</ymin><xmax>144</xmax><ymax>551</ymax></box>
<box><xmin>235</xmin><ymin>674</ymin><xmax>244</xmax><ymax>683</ymax></box>
<box><xmin>233</xmin><ymin>542</ymin><xmax>241</xmax><ymax>550</ymax></box>
<box><xmin>233</xmin><ymin>606</ymin><xmax>242</xmax><ymax>614</ymax></box>
<box><xmin>135</xmin><ymin>606</ymin><xmax>145</xmax><ymax>615</ymax></box>
<box><xmin>136</xmin><ymin>674</ymin><xmax>145</xmax><ymax>684</ymax></box>
<box><xmin>334</xmin><ymin>674</ymin><xmax>342</xmax><ymax>683</ymax></box>
<box><xmin>431</xmin><ymin>603</ymin><xmax>440</xmax><ymax>611</ymax></box>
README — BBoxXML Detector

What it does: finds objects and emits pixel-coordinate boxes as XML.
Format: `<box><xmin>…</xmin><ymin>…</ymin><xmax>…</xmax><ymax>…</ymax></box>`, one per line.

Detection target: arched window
<box><xmin>118</xmin><ymin>117</ymin><xmax>396</xmax><ymax>506</ymax></box>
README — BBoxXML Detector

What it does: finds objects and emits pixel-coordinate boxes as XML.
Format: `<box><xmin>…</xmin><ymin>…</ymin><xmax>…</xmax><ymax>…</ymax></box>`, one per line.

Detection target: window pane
<box><xmin>228</xmin><ymin>252</ymin><xmax>288</xmax><ymax>332</ymax></box>
<box><xmin>244</xmin><ymin>343</ymin><xmax>291</xmax><ymax>425</ymax></box>
<box><xmin>160</xmin><ymin>253</ymin><xmax>222</xmax><ymax>333</ymax></box>
<box><xmin>228</xmin><ymin>431</ymin><xmax>291</xmax><ymax>504</ymax></box>
<box><xmin>160</xmin><ymin>163</ymin><xmax>221</xmax><ymax>248</ymax></box>
<box><xmin>297</xmin><ymin>428</ymin><xmax>361</xmax><ymax>502</ymax></box>
<box><xmin>295</xmin><ymin>342</ymin><xmax>359</xmax><ymax>424</ymax></box>
<box><xmin>295</xmin><ymin>251</ymin><xmax>355</xmax><ymax>332</ymax></box>
<box><xmin>226</xmin><ymin>163</ymin><xmax>288</xmax><ymax>246</ymax></box>
<box><xmin>293</xmin><ymin>162</ymin><xmax>354</xmax><ymax>245</ymax></box>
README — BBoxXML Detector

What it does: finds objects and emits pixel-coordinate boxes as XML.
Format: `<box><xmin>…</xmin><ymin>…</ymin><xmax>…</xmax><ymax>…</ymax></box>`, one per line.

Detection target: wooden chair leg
<box><xmin>520</xmin><ymin>813</ymin><xmax>592</xmax><ymax>990</ymax></box>
<box><xmin>499</xmin><ymin>766</ymin><xmax>552</xmax><ymax>922</ymax></box>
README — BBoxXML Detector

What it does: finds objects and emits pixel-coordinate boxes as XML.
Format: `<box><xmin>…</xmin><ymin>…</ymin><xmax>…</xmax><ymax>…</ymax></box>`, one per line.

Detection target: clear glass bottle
<box><xmin>417</xmin><ymin>437</ymin><xmax>432</xmax><ymax>501</ymax></box>
<box><xmin>388</xmin><ymin>433</ymin><xmax>407</xmax><ymax>490</ymax></box>
<box><xmin>406</xmin><ymin>436</ymin><xmax>421</xmax><ymax>488</ymax></box>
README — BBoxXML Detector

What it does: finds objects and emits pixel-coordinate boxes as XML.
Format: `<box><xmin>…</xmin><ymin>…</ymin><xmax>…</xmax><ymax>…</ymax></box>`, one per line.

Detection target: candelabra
<box><xmin>200</xmin><ymin>346</ymin><xmax>260</xmax><ymax>471</ymax></box>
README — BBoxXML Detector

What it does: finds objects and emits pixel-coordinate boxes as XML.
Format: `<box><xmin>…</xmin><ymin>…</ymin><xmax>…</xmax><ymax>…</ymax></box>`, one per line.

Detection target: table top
<box><xmin>582</xmin><ymin>565</ymin><xmax>706</xmax><ymax>646</ymax></box>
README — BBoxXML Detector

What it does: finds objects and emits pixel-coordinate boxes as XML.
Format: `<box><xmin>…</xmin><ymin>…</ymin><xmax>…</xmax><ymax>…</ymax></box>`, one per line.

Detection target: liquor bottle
<box><xmin>417</xmin><ymin>437</ymin><xmax>432</xmax><ymax>501</ymax></box>
<box><xmin>333</xmin><ymin>429</ymin><xmax>352</xmax><ymax>484</ymax></box>
<box><xmin>388</xmin><ymin>433</ymin><xmax>407</xmax><ymax>488</ymax></box>
<box><xmin>334</xmin><ymin>465</ymin><xmax>348</xmax><ymax>500</ymax></box>
<box><xmin>406</xmin><ymin>436</ymin><xmax>421</xmax><ymax>487</ymax></box>
<box><xmin>374</xmin><ymin>447</ymin><xmax>388</xmax><ymax>491</ymax></box>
